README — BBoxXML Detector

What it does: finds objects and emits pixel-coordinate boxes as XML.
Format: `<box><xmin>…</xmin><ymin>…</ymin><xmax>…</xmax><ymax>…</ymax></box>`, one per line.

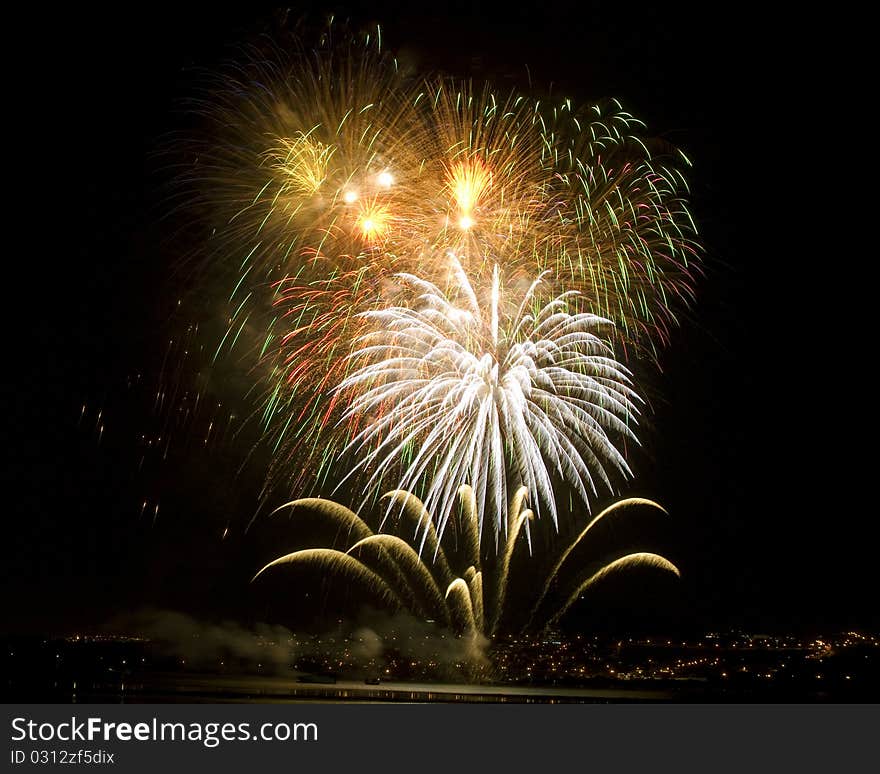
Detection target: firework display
<box><xmin>176</xmin><ymin>21</ymin><xmax>700</xmax><ymax>631</ymax></box>
<box><xmin>182</xmin><ymin>23</ymin><xmax>700</xmax><ymax>509</ymax></box>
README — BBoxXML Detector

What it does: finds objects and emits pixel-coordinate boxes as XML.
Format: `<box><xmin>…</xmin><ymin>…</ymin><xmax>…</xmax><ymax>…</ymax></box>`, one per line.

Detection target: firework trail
<box><xmin>253</xmin><ymin>492</ymin><xmax>678</xmax><ymax>638</ymax></box>
<box><xmin>336</xmin><ymin>257</ymin><xmax>640</xmax><ymax>543</ymax></box>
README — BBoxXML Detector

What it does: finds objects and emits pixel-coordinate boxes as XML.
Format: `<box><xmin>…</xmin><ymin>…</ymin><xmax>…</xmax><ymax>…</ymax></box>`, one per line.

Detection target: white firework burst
<box><xmin>336</xmin><ymin>257</ymin><xmax>641</xmax><ymax>547</ymax></box>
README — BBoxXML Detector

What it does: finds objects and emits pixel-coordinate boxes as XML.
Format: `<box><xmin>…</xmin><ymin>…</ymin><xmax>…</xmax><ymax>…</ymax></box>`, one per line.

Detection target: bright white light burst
<box><xmin>336</xmin><ymin>258</ymin><xmax>641</xmax><ymax>547</ymax></box>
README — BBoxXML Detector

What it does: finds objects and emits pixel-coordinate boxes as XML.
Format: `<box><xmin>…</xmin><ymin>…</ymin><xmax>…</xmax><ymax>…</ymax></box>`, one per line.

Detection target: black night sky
<box><xmin>5</xmin><ymin>3</ymin><xmax>872</xmax><ymax>639</ymax></box>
